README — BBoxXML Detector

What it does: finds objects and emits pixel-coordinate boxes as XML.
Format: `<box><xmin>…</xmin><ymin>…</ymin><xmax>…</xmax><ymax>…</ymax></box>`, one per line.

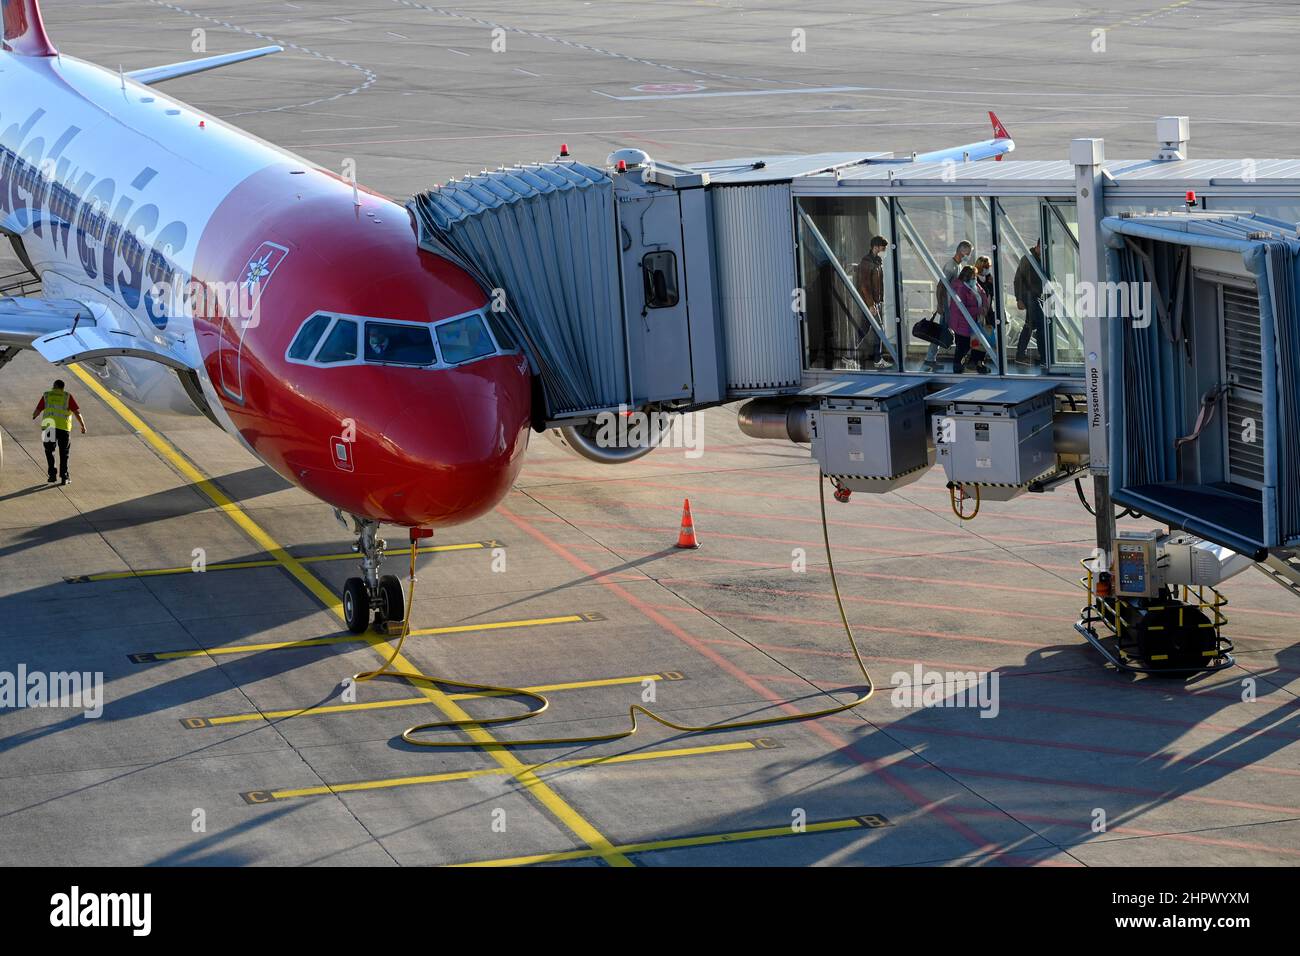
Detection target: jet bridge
<box><xmin>406</xmin><ymin>116</ymin><xmax>1300</xmax><ymax>641</ymax></box>
<box><xmin>407</xmin><ymin>149</ymin><xmax>894</xmax><ymax>430</ymax></box>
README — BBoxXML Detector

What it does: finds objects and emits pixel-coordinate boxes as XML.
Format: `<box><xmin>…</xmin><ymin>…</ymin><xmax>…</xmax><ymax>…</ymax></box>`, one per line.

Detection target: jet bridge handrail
<box><xmin>894</xmin><ymin>200</ymin><xmax>998</xmax><ymax>370</ymax></box>
<box><xmin>797</xmin><ymin>209</ymin><xmax>900</xmax><ymax>367</ymax></box>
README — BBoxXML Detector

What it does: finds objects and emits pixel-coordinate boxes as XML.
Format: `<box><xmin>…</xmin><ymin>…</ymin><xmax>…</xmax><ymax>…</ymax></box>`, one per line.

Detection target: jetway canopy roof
<box><xmin>1102</xmin><ymin>210</ymin><xmax>1300</xmax><ymax>247</ymax></box>
<box><xmin>687</xmin><ymin>151</ymin><xmax>890</xmax><ymax>184</ymax></box>
<box><xmin>789</xmin><ymin>157</ymin><xmax>1300</xmax><ymax>195</ymax></box>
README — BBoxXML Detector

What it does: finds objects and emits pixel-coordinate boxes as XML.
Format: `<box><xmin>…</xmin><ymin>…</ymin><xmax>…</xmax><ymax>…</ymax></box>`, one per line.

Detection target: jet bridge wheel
<box><xmin>342</xmin><ymin>577</ymin><xmax>370</xmax><ymax>634</ymax></box>
<box><xmin>374</xmin><ymin>574</ymin><xmax>406</xmax><ymax>629</ymax></box>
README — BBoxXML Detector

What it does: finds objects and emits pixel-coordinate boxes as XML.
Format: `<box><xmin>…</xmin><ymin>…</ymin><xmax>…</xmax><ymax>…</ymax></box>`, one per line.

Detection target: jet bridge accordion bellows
<box><xmin>1102</xmin><ymin>213</ymin><xmax>1300</xmax><ymax>555</ymax></box>
<box><xmin>409</xmin><ymin>162</ymin><xmax>630</xmax><ymax>419</ymax></box>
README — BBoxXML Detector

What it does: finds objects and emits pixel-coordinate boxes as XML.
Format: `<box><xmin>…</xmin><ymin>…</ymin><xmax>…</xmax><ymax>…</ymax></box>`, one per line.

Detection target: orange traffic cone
<box><xmin>676</xmin><ymin>498</ymin><xmax>701</xmax><ymax>549</ymax></box>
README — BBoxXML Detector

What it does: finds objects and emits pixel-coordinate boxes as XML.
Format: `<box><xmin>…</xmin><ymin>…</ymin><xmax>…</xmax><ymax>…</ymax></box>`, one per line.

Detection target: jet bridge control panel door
<box><xmin>617</xmin><ymin>189</ymin><xmax>693</xmax><ymax>405</ymax></box>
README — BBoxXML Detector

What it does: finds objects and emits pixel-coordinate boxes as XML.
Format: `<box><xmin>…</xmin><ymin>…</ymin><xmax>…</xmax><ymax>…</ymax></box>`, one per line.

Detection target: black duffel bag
<box><xmin>911</xmin><ymin>311</ymin><xmax>953</xmax><ymax>349</ymax></box>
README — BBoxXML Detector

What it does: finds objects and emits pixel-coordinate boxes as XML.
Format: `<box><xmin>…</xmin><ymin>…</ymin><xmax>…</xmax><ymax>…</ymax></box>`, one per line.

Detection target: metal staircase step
<box><xmin>1257</xmin><ymin>549</ymin><xmax>1300</xmax><ymax>601</ymax></box>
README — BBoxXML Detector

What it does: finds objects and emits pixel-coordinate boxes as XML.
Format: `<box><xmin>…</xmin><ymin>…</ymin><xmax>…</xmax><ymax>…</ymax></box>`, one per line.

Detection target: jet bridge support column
<box><xmin>1072</xmin><ymin>137</ymin><xmax>1115</xmax><ymax>555</ymax></box>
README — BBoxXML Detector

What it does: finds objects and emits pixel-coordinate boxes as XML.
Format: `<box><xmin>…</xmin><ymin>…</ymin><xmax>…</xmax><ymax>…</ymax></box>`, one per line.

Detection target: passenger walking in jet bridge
<box><xmin>964</xmin><ymin>255</ymin><xmax>998</xmax><ymax>373</ymax></box>
<box><xmin>856</xmin><ymin>235</ymin><xmax>894</xmax><ymax>369</ymax></box>
<box><xmin>948</xmin><ymin>265</ymin><xmax>988</xmax><ymax>375</ymax></box>
<box><xmin>1013</xmin><ymin>240</ymin><xmax>1046</xmax><ymax>368</ymax></box>
<box><xmin>923</xmin><ymin>239</ymin><xmax>973</xmax><ymax>371</ymax></box>
<box><xmin>31</xmin><ymin>379</ymin><xmax>87</xmax><ymax>487</ymax></box>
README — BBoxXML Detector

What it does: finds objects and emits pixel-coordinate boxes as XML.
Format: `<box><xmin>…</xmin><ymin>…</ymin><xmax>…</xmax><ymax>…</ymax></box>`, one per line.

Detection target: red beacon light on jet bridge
<box><xmin>1186</xmin><ymin>190</ymin><xmax>1197</xmax><ymax>208</ymax></box>
<box><xmin>617</xmin><ymin>159</ymin><xmax>627</xmax><ymax>172</ymax></box>
<box><xmin>559</xmin><ymin>143</ymin><xmax>570</xmax><ymax>157</ymax></box>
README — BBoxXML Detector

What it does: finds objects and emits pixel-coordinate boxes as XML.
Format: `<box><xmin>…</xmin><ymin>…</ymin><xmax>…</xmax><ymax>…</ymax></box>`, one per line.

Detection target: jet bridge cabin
<box><xmin>1102</xmin><ymin>212</ymin><xmax>1300</xmax><ymax>557</ymax></box>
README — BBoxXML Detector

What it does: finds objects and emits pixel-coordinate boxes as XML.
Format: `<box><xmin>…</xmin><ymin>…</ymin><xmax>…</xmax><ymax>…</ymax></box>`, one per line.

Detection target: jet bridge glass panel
<box><xmin>894</xmin><ymin>196</ymin><xmax>994</xmax><ymax>373</ymax></box>
<box><xmin>995</xmin><ymin>197</ymin><xmax>1083</xmax><ymax>374</ymax></box>
<box><xmin>794</xmin><ymin>191</ymin><xmax>1081</xmax><ymax>381</ymax></box>
<box><xmin>796</xmin><ymin>196</ymin><xmax>896</xmax><ymax>372</ymax></box>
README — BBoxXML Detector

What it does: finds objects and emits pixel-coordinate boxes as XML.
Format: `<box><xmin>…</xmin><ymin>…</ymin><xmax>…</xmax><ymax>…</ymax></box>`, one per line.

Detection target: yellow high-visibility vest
<box><xmin>42</xmin><ymin>389</ymin><xmax>73</xmax><ymax>432</ymax></box>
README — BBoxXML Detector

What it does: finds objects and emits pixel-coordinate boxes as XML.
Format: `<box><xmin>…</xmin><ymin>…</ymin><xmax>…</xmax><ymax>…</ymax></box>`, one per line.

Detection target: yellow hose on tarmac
<box><xmin>354</xmin><ymin>470</ymin><xmax>874</xmax><ymax>748</ymax></box>
<box><xmin>949</xmin><ymin>482</ymin><xmax>981</xmax><ymax>521</ymax></box>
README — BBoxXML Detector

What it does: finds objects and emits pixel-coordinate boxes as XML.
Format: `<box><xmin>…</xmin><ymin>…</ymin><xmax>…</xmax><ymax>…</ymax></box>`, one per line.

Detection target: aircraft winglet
<box><xmin>127</xmin><ymin>45</ymin><xmax>285</xmax><ymax>86</ymax></box>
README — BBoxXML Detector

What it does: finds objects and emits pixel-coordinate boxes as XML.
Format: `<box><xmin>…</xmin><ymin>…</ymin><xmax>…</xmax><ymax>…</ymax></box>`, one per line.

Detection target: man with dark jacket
<box><xmin>1014</xmin><ymin>241</ymin><xmax>1046</xmax><ymax>367</ymax></box>
<box><xmin>856</xmin><ymin>235</ymin><xmax>893</xmax><ymax>368</ymax></box>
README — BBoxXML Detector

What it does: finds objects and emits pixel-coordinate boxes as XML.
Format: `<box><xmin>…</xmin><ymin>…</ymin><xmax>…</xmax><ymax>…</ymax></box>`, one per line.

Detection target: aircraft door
<box><xmin>219</xmin><ymin>241</ymin><xmax>291</xmax><ymax>405</ymax></box>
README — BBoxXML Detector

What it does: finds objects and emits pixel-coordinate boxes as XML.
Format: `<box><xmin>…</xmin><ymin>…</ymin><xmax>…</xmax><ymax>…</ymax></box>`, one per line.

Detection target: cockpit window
<box><xmin>483</xmin><ymin>309</ymin><xmax>519</xmax><ymax>352</ymax></box>
<box><xmin>315</xmin><ymin>319</ymin><xmax>359</xmax><ymax>363</ymax></box>
<box><xmin>365</xmin><ymin>322</ymin><xmax>436</xmax><ymax>365</ymax></box>
<box><xmin>288</xmin><ymin>313</ymin><xmax>332</xmax><ymax>361</ymax></box>
<box><xmin>436</xmin><ymin>313</ymin><xmax>496</xmax><ymax>365</ymax></box>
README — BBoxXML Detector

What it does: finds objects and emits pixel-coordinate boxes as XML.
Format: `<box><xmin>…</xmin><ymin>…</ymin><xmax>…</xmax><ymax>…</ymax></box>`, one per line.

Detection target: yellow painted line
<box><xmin>241</xmin><ymin>739</ymin><xmax>761</xmax><ymax>803</ymax></box>
<box><xmin>183</xmin><ymin>672</ymin><xmax>679</xmax><ymax>727</ymax></box>
<box><xmin>129</xmin><ymin>613</ymin><xmax>590</xmax><ymax>662</ymax></box>
<box><xmin>69</xmin><ymin>366</ymin><xmax>635</xmax><ymax>867</ymax></box>
<box><xmin>454</xmin><ymin>813</ymin><xmax>893</xmax><ymax>867</ymax></box>
<box><xmin>68</xmin><ymin>542</ymin><xmax>493</xmax><ymax>583</ymax></box>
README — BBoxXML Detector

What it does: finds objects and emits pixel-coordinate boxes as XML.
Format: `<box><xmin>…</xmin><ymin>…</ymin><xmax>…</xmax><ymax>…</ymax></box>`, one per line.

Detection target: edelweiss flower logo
<box><xmin>243</xmin><ymin>252</ymin><xmax>274</xmax><ymax>293</ymax></box>
<box><xmin>237</xmin><ymin>242</ymin><xmax>290</xmax><ymax>303</ymax></box>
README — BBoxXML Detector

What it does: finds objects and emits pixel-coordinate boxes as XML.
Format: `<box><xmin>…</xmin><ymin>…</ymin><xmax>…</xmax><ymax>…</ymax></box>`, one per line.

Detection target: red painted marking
<box><xmin>520</xmin><ymin>512</ymin><xmax>1081</xmax><ymax>571</ymax></box>
<box><xmin>497</xmin><ymin>504</ymin><xmax>1033</xmax><ymax>863</ymax></box>
<box><xmin>949</xmin><ymin>804</ymin><xmax>1300</xmax><ymax>857</ymax></box>
<box><xmin>648</xmin><ymin>602</ymin><xmax>1049</xmax><ymax>650</ymax></box>
<box><xmin>940</xmin><ymin>764</ymin><xmax>1300</xmax><ymax>816</ymax></box>
<box><xmin>528</xmin><ymin>492</ymin><xmax>1077</xmax><ymax>548</ymax></box>
<box><xmin>655</xmin><ymin>579</ymin><xmax>1072</xmax><ymax>625</ymax></box>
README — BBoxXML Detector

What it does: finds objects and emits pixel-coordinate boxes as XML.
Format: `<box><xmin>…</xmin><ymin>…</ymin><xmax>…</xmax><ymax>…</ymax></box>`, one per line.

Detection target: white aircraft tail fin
<box><xmin>2</xmin><ymin>0</ymin><xmax>58</xmax><ymax>57</ymax></box>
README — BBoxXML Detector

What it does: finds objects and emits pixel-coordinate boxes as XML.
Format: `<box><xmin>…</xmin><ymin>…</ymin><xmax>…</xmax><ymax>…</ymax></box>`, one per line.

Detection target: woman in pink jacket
<box><xmin>948</xmin><ymin>265</ymin><xmax>989</xmax><ymax>374</ymax></box>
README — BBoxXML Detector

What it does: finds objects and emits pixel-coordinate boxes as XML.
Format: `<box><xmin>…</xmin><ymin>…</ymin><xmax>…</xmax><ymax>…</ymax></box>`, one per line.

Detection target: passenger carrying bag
<box><xmin>911</xmin><ymin>311</ymin><xmax>953</xmax><ymax>349</ymax></box>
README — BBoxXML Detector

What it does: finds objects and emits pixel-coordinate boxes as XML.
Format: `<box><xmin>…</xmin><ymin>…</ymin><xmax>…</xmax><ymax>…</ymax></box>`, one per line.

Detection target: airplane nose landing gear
<box><xmin>341</xmin><ymin>516</ymin><xmax>407</xmax><ymax>634</ymax></box>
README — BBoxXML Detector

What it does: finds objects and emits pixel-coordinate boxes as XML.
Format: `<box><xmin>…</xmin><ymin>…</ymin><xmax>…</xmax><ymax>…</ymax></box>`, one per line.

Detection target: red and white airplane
<box><xmin>1</xmin><ymin>1</ymin><xmax>1016</xmax><ymax>633</ymax></box>
<box><xmin>1</xmin><ymin>0</ymin><xmax>533</xmax><ymax>631</ymax></box>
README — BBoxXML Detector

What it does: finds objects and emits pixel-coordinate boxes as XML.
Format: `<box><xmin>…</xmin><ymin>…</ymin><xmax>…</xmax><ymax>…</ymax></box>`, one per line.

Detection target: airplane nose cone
<box><xmin>373</xmin><ymin>354</ymin><xmax>532</xmax><ymax>526</ymax></box>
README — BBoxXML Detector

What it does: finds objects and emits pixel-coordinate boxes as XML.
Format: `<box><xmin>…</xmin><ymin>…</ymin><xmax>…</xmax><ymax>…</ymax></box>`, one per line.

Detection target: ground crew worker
<box><xmin>31</xmin><ymin>378</ymin><xmax>86</xmax><ymax>486</ymax></box>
